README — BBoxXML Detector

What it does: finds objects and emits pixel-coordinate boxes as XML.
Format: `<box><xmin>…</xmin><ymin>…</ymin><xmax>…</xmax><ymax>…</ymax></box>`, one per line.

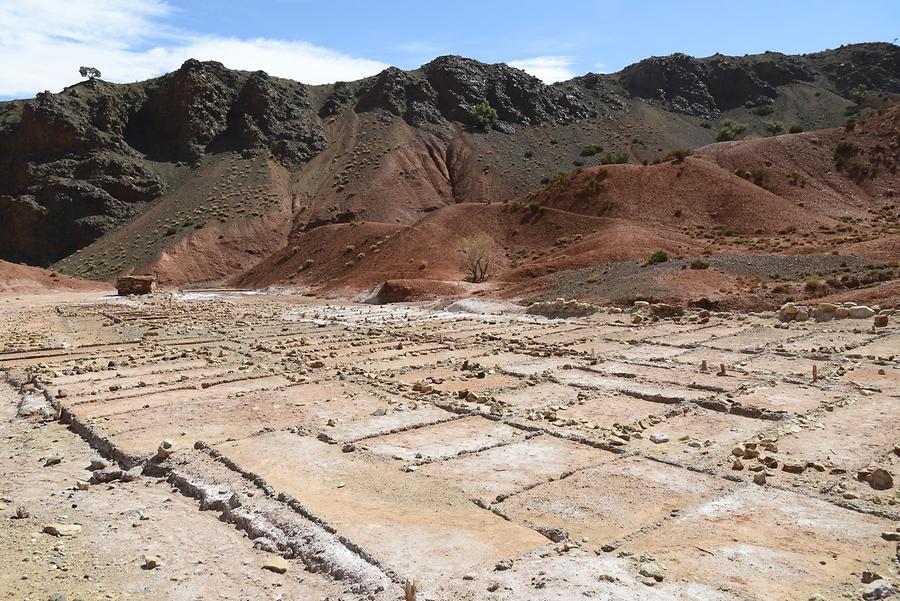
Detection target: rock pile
<box><xmin>526</xmin><ymin>298</ymin><xmax>598</xmax><ymax>318</ymax></box>
<box><xmin>778</xmin><ymin>302</ymin><xmax>892</xmax><ymax>324</ymax></box>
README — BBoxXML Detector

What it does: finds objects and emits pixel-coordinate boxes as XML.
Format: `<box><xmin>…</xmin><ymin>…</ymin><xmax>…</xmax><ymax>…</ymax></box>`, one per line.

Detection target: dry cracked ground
<box><xmin>0</xmin><ymin>290</ymin><xmax>898</xmax><ymax>601</ymax></box>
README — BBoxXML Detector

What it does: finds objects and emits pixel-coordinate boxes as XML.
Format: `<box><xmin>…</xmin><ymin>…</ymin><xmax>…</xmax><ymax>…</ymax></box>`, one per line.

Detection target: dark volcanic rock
<box><xmin>423</xmin><ymin>56</ymin><xmax>594</xmax><ymax>127</ymax></box>
<box><xmin>809</xmin><ymin>43</ymin><xmax>900</xmax><ymax>96</ymax></box>
<box><xmin>228</xmin><ymin>70</ymin><xmax>326</xmax><ymax>166</ymax></box>
<box><xmin>0</xmin><ymin>60</ymin><xmax>325</xmax><ymax>264</ymax></box>
<box><xmin>356</xmin><ymin>67</ymin><xmax>447</xmax><ymax>128</ymax></box>
<box><xmin>128</xmin><ymin>59</ymin><xmax>242</xmax><ymax>163</ymax></box>
<box><xmin>620</xmin><ymin>53</ymin><xmax>792</xmax><ymax>118</ymax></box>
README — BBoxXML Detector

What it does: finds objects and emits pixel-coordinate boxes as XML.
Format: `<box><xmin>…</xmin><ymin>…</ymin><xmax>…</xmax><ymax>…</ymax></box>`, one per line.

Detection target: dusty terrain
<box><xmin>1</xmin><ymin>288</ymin><xmax>897</xmax><ymax>600</ymax></box>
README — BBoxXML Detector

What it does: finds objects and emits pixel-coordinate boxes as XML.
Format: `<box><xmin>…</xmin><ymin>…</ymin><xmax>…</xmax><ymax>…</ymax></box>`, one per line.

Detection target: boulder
<box><xmin>849</xmin><ymin>305</ymin><xmax>876</xmax><ymax>319</ymax></box>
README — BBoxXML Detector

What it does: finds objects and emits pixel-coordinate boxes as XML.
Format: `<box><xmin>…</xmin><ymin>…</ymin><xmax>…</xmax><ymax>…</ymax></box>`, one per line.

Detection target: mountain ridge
<box><xmin>0</xmin><ymin>42</ymin><xmax>897</xmax><ymax>296</ymax></box>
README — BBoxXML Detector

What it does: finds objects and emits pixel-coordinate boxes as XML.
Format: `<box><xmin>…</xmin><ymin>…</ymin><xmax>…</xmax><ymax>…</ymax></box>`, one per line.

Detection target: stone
<box><xmin>834</xmin><ymin>307</ymin><xmax>850</xmax><ymax>319</ymax></box>
<box><xmin>874</xmin><ymin>314</ymin><xmax>889</xmax><ymax>327</ymax></box>
<box><xmin>881</xmin><ymin>532</ymin><xmax>900</xmax><ymax>541</ymax></box>
<box><xmin>144</xmin><ymin>555</ymin><xmax>160</xmax><ymax>569</ymax></box>
<box><xmin>638</xmin><ymin>558</ymin><xmax>664</xmax><ymax>582</ymax></box>
<box><xmin>849</xmin><ymin>306</ymin><xmax>876</xmax><ymax>319</ymax></box>
<box><xmin>863</xmin><ymin>571</ymin><xmax>883</xmax><ymax>584</ymax></box>
<box><xmin>14</xmin><ymin>506</ymin><xmax>29</xmax><ymax>519</ymax></box>
<box><xmin>494</xmin><ymin>559</ymin><xmax>513</xmax><ymax>571</ymax></box>
<box><xmin>779</xmin><ymin>302</ymin><xmax>799</xmax><ymax>320</ymax></box>
<box><xmin>262</xmin><ymin>556</ymin><xmax>288</xmax><ymax>574</ymax></box>
<box><xmin>868</xmin><ymin>468</ymin><xmax>894</xmax><ymax>490</ymax></box>
<box><xmin>43</xmin><ymin>523</ymin><xmax>82</xmax><ymax>537</ymax></box>
<box><xmin>43</xmin><ymin>454</ymin><xmax>62</xmax><ymax>467</ymax></box>
<box><xmin>753</xmin><ymin>473</ymin><xmax>766</xmax><ymax>485</ymax></box>
<box><xmin>88</xmin><ymin>457</ymin><xmax>109</xmax><ymax>471</ymax></box>
<box><xmin>56</xmin><ymin>389</ymin><xmax>68</xmax><ymax>399</ymax></box>
<box><xmin>781</xmin><ymin>461</ymin><xmax>806</xmax><ymax>474</ymax></box>
<box><xmin>154</xmin><ymin>440</ymin><xmax>174</xmax><ymax>461</ymax></box>
<box><xmin>649</xmin><ymin>303</ymin><xmax>684</xmax><ymax>318</ymax></box>
<box><xmin>863</xmin><ymin>580</ymin><xmax>895</xmax><ymax>600</ymax></box>
<box><xmin>649</xmin><ymin>433</ymin><xmax>669</xmax><ymax>444</ymax></box>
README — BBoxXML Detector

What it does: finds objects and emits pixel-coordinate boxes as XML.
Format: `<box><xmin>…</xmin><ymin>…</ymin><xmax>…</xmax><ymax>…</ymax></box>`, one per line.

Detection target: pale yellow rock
<box><xmin>262</xmin><ymin>556</ymin><xmax>289</xmax><ymax>574</ymax></box>
<box><xmin>43</xmin><ymin>523</ymin><xmax>82</xmax><ymax>537</ymax></box>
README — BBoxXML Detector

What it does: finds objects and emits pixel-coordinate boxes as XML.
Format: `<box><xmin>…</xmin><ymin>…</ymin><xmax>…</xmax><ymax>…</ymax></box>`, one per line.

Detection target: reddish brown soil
<box><xmin>0</xmin><ymin>260</ymin><xmax>109</xmax><ymax>293</ymax></box>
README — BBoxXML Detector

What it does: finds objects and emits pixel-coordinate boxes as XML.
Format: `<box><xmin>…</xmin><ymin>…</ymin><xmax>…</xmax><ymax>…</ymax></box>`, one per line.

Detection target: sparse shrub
<box><xmin>833</xmin><ymin>140</ymin><xmax>861</xmax><ymax>170</ymax></box>
<box><xmin>690</xmin><ymin>259</ymin><xmax>709</xmax><ymax>270</ymax></box>
<box><xmin>849</xmin><ymin>83</ymin><xmax>867</xmax><ymax>104</ymax></box>
<box><xmin>164</xmin><ymin>226</ymin><xmax>178</xmax><ymax>236</ymax></box>
<box><xmin>660</xmin><ymin>148</ymin><xmax>692</xmax><ymax>163</ymax></box>
<box><xmin>300</xmin><ymin>258</ymin><xmax>314</xmax><ymax>271</ymax></box>
<box><xmin>524</xmin><ymin>150</ymin><xmax>533</xmax><ymax>158</ymax></box>
<box><xmin>717</xmin><ymin>119</ymin><xmax>747</xmax><ymax>142</ymax></box>
<box><xmin>344</xmin><ymin>245</ymin><xmax>355</xmax><ymax>254</ymax></box>
<box><xmin>528</xmin><ymin>201</ymin><xmax>542</xmax><ymax>212</ymax></box>
<box><xmin>576</xmin><ymin>169</ymin><xmax>607</xmax><ymax>198</ymax></box>
<box><xmin>762</xmin><ymin>120</ymin><xmax>784</xmax><ymax>136</ymax></box>
<box><xmin>580</xmin><ymin>143</ymin><xmax>604</xmax><ymax>157</ymax></box>
<box><xmin>586</xmin><ymin>274</ymin><xmax>600</xmax><ymax>283</ymax></box>
<box><xmin>645</xmin><ymin>250</ymin><xmax>668</xmax><ymax>266</ymax></box>
<box><xmin>599</xmin><ymin>151</ymin><xmax>629</xmax><ymax>165</ymax></box>
<box><xmin>458</xmin><ymin>233</ymin><xmax>493</xmax><ymax>283</ymax></box>
<box><xmin>674</xmin><ymin>208</ymin><xmax>683</xmax><ymax>218</ymax></box>
<box><xmin>752</xmin><ymin>105</ymin><xmax>774</xmax><ymax>116</ymax></box>
<box><xmin>788</xmin><ymin>124</ymin><xmax>804</xmax><ymax>134</ymax></box>
<box><xmin>749</xmin><ymin>169</ymin><xmax>767</xmax><ymax>187</ymax></box>
<box><xmin>470</xmin><ymin>100</ymin><xmax>497</xmax><ymax>130</ymax></box>
<box><xmin>804</xmin><ymin>277</ymin><xmax>828</xmax><ymax>297</ymax></box>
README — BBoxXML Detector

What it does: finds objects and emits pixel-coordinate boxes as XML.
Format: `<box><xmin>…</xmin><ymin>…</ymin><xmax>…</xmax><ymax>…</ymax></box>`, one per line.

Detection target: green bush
<box><xmin>580</xmin><ymin>144</ymin><xmax>604</xmax><ymax>157</ymax></box>
<box><xmin>788</xmin><ymin>124</ymin><xmax>804</xmax><ymax>134</ymax></box>
<box><xmin>762</xmin><ymin>120</ymin><xmax>784</xmax><ymax>136</ymax></box>
<box><xmin>690</xmin><ymin>259</ymin><xmax>709</xmax><ymax>270</ymax></box>
<box><xmin>716</xmin><ymin>119</ymin><xmax>747</xmax><ymax>142</ymax></box>
<box><xmin>645</xmin><ymin>250</ymin><xmax>669</xmax><ymax>266</ymax></box>
<box><xmin>470</xmin><ymin>100</ymin><xmax>497</xmax><ymax>129</ymax></box>
<box><xmin>600</xmin><ymin>151</ymin><xmax>629</xmax><ymax>165</ymax></box>
<box><xmin>660</xmin><ymin>148</ymin><xmax>692</xmax><ymax>163</ymax></box>
<box><xmin>752</xmin><ymin>105</ymin><xmax>774</xmax><ymax>116</ymax></box>
<box><xmin>849</xmin><ymin>84</ymin><xmax>866</xmax><ymax>104</ymax></box>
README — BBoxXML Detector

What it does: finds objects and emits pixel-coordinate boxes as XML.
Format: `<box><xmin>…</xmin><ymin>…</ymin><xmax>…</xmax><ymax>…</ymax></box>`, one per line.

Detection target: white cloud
<box><xmin>0</xmin><ymin>0</ymin><xmax>389</xmax><ymax>98</ymax></box>
<box><xmin>508</xmin><ymin>56</ymin><xmax>576</xmax><ymax>84</ymax></box>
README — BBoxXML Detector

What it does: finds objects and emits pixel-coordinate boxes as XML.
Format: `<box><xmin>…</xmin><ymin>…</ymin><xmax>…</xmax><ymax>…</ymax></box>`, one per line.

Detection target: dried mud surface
<box><xmin>0</xmin><ymin>289</ymin><xmax>897</xmax><ymax>600</ymax></box>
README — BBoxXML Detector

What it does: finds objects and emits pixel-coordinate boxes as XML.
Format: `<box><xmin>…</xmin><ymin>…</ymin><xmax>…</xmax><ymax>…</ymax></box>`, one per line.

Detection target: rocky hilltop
<box><xmin>0</xmin><ymin>42</ymin><xmax>897</xmax><ymax>270</ymax></box>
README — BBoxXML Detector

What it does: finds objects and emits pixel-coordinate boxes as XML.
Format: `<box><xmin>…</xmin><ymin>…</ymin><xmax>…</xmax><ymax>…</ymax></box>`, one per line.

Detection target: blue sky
<box><xmin>1</xmin><ymin>0</ymin><xmax>898</xmax><ymax>98</ymax></box>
